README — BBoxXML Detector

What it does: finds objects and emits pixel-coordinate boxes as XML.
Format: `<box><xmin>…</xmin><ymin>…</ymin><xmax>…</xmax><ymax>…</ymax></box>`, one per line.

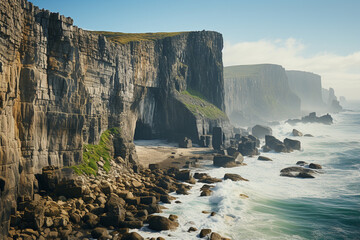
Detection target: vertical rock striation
<box><xmin>224</xmin><ymin>64</ymin><xmax>301</xmax><ymax>126</ymax></box>
<box><xmin>286</xmin><ymin>70</ymin><xmax>325</xmax><ymax>112</ymax></box>
<box><xmin>0</xmin><ymin>0</ymin><xmax>228</xmax><ymax>235</ymax></box>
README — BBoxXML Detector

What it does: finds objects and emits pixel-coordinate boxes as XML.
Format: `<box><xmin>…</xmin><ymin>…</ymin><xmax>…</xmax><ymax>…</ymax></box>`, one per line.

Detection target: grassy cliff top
<box><xmin>179</xmin><ymin>89</ymin><xmax>227</xmax><ymax>120</ymax></box>
<box><xmin>224</xmin><ymin>64</ymin><xmax>282</xmax><ymax>79</ymax></box>
<box><xmin>90</xmin><ymin>31</ymin><xmax>187</xmax><ymax>44</ymax></box>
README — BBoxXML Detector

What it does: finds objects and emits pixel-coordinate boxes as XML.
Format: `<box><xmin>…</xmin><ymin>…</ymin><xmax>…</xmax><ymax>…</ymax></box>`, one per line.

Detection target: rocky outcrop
<box><xmin>224</xmin><ymin>64</ymin><xmax>301</xmax><ymax>125</ymax></box>
<box><xmin>286</xmin><ymin>70</ymin><xmax>325</xmax><ymax>112</ymax></box>
<box><xmin>322</xmin><ymin>87</ymin><xmax>342</xmax><ymax>112</ymax></box>
<box><xmin>0</xmin><ymin>0</ymin><xmax>228</xmax><ymax>235</ymax></box>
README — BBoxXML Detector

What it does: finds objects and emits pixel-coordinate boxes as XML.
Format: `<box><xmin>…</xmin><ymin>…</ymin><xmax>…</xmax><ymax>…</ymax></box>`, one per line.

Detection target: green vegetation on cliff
<box><xmin>90</xmin><ymin>31</ymin><xmax>185</xmax><ymax>44</ymax></box>
<box><xmin>180</xmin><ymin>89</ymin><xmax>227</xmax><ymax>120</ymax></box>
<box><xmin>71</xmin><ymin>128</ymin><xmax>120</xmax><ymax>176</ymax></box>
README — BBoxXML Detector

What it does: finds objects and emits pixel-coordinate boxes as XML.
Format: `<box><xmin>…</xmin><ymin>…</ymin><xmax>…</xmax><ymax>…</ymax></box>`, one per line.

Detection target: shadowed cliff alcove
<box><xmin>134</xmin><ymin>120</ymin><xmax>153</xmax><ymax>140</ymax></box>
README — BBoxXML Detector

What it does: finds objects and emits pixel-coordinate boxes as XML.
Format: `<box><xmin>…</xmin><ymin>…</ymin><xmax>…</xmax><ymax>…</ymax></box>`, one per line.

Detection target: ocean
<box><xmin>137</xmin><ymin>101</ymin><xmax>360</xmax><ymax>240</ymax></box>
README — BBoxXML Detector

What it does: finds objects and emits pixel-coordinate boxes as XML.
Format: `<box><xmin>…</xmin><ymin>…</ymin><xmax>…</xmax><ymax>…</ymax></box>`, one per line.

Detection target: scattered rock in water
<box><xmin>210</xmin><ymin>212</ymin><xmax>216</xmax><ymax>216</ymax></box>
<box><xmin>213</xmin><ymin>155</ymin><xmax>237</xmax><ymax>168</ymax></box>
<box><xmin>252</xmin><ymin>125</ymin><xmax>272</xmax><ymax>138</ymax></box>
<box><xmin>224</xmin><ymin>173</ymin><xmax>249</xmax><ymax>182</ymax></box>
<box><xmin>292</xmin><ymin>129</ymin><xmax>303</xmax><ymax>136</ymax></box>
<box><xmin>280</xmin><ymin>166</ymin><xmax>316</xmax><ymax>178</ymax></box>
<box><xmin>194</xmin><ymin>173</ymin><xmax>210</xmax><ymax>180</ymax></box>
<box><xmin>296</xmin><ymin>161</ymin><xmax>308</xmax><ymax>166</ymax></box>
<box><xmin>200</xmin><ymin>189</ymin><xmax>213</xmax><ymax>196</ymax></box>
<box><xmin>309</xmin><ymin>163</ymin><xmax>322</xmax><ymax>169</ymax></box>
<box><xmin>238</xmin><ymin>136</ymin><xmax>259</xmax><ymax>156</ymax></box>
<box><xmin>287</xmin><ymin>112</ymin><xmax>333</xmax><ymax>125</ymax></box>
<box><xmin>200</xmin><ymin>228</ymin><xmax>212</xmax><ymax>238</ymax></box>
<box><xmin>304</xmin><ymin>134</ymin><xmax>314</xmax><ymax>137</ymax></box>
<box><xmin>188</xmin><ymin>226</ymin><xmax>198</xmax><ymax>232</ymax></box>
<box><xmin>265</xmin><ymin>135</ymin><xmax>287</xmax><ymax>153</ymax></box>
<box><xmin>210</xmin><ymin>232</ymin><xmax>223</xmax><ymax>240</ymax></box>
<box><xmin>262</xmin><ymin>145</ymin><xmax>272</xmax><ymax>152</ymax></box>
<box><xmin>284</xmin><ymin>138</ymin><xmax>301</xmax><ymax>151</ymax></box>
<box><xmin>198</xmin><ymin>176</ymin><xmax>222</xmax><ymax>184</ymax></box>
<box><xmin>174</xmin><ymin>170</ymin><xmax>192</xmax><ymax>181</ymax></box>
<box><xmin>147</xmin><ymin>215</ymin><xmax>179</xmax><ymax>231</ymax></box>
<box><xmin>239</xmin><ymin>193</ymin><xmax>249</xmax><ymax>199</ymax></box>
<box><xmin>257</xmin><ymin>156</ymin><xmax>272</xmax><ymax>161</ymax></box>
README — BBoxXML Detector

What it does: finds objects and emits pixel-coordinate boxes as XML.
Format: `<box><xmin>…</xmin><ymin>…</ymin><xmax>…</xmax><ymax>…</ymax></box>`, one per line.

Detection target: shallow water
<box><xmin>136</xmin><ymin>102</ymin><xmax>360</xmax><ymax>239</ymax></box>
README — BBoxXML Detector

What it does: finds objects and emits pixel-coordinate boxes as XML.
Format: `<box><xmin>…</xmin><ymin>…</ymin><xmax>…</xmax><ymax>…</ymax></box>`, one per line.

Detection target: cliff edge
<box><xmin>0</xmin><ymin>0</ymin><xmax>228</xmax><ymax>235</ymax></box>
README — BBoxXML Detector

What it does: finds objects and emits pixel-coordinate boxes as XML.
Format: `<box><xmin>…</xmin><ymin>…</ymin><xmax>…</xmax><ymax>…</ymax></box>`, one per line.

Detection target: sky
<box><xmin>30</xmin><ymin>0</ymin><xmax>360</xmax><ymax>100</ymax></box>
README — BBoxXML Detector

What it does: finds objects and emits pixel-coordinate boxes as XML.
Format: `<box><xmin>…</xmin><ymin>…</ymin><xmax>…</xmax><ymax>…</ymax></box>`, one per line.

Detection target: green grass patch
<box><xmin>89</xmin><ymin>31</ymin><xmax>186</xmax><ymax>44</ymax></box>
<box><xmin>180</xmin><ymin>89</ymin><xmax>227</xmax><ymax>120</ymax></box>
<box><xmin>71</xmin><ymin>128</ymin><xmax>120</xmax><ymax>176</ymax></box>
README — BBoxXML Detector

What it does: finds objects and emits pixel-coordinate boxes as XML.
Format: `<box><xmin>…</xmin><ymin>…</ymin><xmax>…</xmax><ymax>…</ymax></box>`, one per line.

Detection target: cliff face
<box><xmin>286</xmin><ymin>70</ymin><xmax>325</xmax><ymax>112</ymax></box>
<box><xmin>0</xmin><ymin>0</ymin><xmax>227</xmax><ymax>235</ymax></box>
<box><xmin>322</xmin><ymin>87</ymin><xmax>342</xmax><ymax>112</ymax></box>
<box><xmin>224</xmin><ymin>64</ymin><xmax>301</xmax><ymax>126</ymax></box>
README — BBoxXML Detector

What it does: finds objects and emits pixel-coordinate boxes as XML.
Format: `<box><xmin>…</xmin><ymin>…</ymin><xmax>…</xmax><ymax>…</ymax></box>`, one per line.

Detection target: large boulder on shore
<box><xmin>213</xmin><ymin>155</ymin><xmax>237</xmax><ymax>168</ymax></box>
<box><xmin>212</xmin><ymin>127</ymin><xmax>223</xmax><ymax>150</ymax></box>
<box><xmin>238</xmin><ymin>136</ymin><xmax>259</xmax><ymax>156</ymax></box>
<box><xmin>280</xmin><ymin>166</ymin><xmax>316</xmax><ymax>178</ymax></box>
<box><xmin>147</xmin><ymin>215</ymin><xmax>179</xmax><ymax>231</ymax></box>
<box><xmin>265</xmin><ymin>135</ymin><xmax>287</xmax><ymax>153</ymax></box>
<box><xmin>252</xmin><ymin>125</ymin><xmax>272</xmax><ymax>138</ymax></box>
<box><xmin>284</xmin><ymin>138</ymin><xmax>301</xmax><ymax>151</ymax></box>
<box><xmin>179</xmin><ymin>137</ymin><xmax>192</xmax><ymax>148</ymax></box>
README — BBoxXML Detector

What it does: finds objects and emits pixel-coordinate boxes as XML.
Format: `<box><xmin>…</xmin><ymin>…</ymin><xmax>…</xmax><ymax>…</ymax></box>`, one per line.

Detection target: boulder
<box><xmin>175</xmin><ymin>170</ymin><xmax>192</xmax><ymax>181</ymax></box>
<box><xmin>179</xmin><ymin>137</ymin><xmax>192</xmax><ymax>148</ymax></box>
<box><xmin>213</xmin><ymin>155</ymin><xmax>236</xmax><ymax>168</ymax></box>
<box><xmin>280</xmin><ymin>166</ymin><xmax>315</xmax><ymax>178</ymax></box>
<box><xmin>265</xmin><ymin>135</ymin><xmax>287</xmax><ymax>153</ymax></box>
<box><xmin>210</xmin><ymin>232</ymin><xmax>223</xmax><ymax>240</ymax></box>
<box><xmin>224</xmin><ymin>173</ymin><xmax>248</xmax><ymax>181</ymax></box>
<box><xmin>292</xmin><ymin>129</ymin><xmax>303</xmax><ymax>136</ymax></box>
<box><xmin>91</xmin><ymin>227</ymin><xmax>110</xmax><ymax>239</ymax></box>
<box><xmin>200</xmin><ymin>229</ymin><xmax>212</xmax><ymax>238</ymax></box>
<box><xmin>200</xmin><ymin>189</ymin><xmax>212</xmax><ymax>196</ymax></box>
<box><xmin>23</xmin><ymin>200</ymin><xmax>45</xmax><ymax>230</ymax></box>
<box><xmin>252</xmin><ymin>125</ymin><xmax>272</xmax><ymax>138</ymax></box>
<box><xmin>212</xmin><ymin>127</ymin><xmax>223</xmax><ymax>150</ymax></box>
<box><xmin>257</xmin><ymin>156</ymin><xmax>272</xmax><ymax>161</ymax></box>
<box><xmin>284</xmin><ymin>138</ymin><xmax>301</xmax><ymax>151</ymax></box>
<box><xmin>304</xmin><ymin>134</ymin><xmax>314</xmax><ymax>137</ymax></box>
<box><xmin>122</xmin><ymin>232</ymin><xmax>144</xmax><ymax>240</ymax></box>
<box><xmin>147</xmin><ymin>216</ymin><xmax>179</xmax><ymax>231</ymax></box>
<box><xmin>238</xmin><ymin>136</ymin><xmax>259</xmax><ymax>156</ymax></box>
<box><xmin>55</xmin><ymin>179</ymin><xmax>84</xmax><ymax>198</ymax></box>
<box><xmin>309</xmin><ymin>163</ymin><xmax>322</xmax><ymax>169</ymax></box>
<box><xmin>296</xmin><ymin>161</ymin><xmax>308</xmax><ymax>166</ymax></box>
<box><xmin>248</xmin><ymin>134</ymin><xmax>260</xmax><ymax>147</ymax></box>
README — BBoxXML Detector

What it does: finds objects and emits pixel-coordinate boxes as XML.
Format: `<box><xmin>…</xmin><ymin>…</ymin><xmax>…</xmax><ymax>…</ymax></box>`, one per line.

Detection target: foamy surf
<box><xmin>137</xmin><ymin>103</ymin><xmax>360</xmax><ymax>240</ymax></box>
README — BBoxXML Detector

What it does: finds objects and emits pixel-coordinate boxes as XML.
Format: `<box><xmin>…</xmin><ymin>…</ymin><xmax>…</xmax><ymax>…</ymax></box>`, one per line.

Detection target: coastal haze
<box><xmin>0</xmin><ymin>0</ymin><xmax>359</xmax><ymax>240</ymax></box>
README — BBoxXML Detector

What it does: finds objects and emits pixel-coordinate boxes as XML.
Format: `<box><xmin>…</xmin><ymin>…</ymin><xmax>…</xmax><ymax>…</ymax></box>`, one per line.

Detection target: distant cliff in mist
<box><xmin>286</xmin><ymin>70</ymin><xmax>325</xmax><ymax>112</ymax></box>
<box><xmin>224</xmin><ymin>64</ymin><xmax>301</xmax><ymax>126</ymax></box>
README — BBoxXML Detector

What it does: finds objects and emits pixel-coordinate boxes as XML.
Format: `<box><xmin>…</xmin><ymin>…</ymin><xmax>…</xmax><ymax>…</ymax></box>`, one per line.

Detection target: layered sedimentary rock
<box><xmin>224</xmin><ymin>64</ymin><xmax>301</xmax><ymax>125</ymax></box>
<box><xmin>0</xmin><ymin>0</ymin><xmax>228</xmax><ymax>235</ymax></box>
<box><xmin>286</xmin><ymin>70</ymin><xmax>325</xmax><ymax>112</ymax></box>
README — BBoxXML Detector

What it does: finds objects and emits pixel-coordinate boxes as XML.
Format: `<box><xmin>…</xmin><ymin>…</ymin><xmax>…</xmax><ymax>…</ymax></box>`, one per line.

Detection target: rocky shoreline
<box><xmin>7</xmin><ymin>153</ymin><xmax>235</xmax><ymax>240</ymax></box>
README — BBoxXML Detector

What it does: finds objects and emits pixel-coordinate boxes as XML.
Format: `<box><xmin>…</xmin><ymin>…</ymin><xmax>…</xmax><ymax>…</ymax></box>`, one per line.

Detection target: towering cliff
<box><xmin>0</xmin><ymin>0</ymin><xmax>228</xmax><ymax>235</ymax></box>
<box><xmin>286</xmin><ymin>70</ymin><xmax>325</xmax><ymax>112</ymax></box>
<box><xmin>322</xmin><ymin>87</ymin><xmax>343</xmax><ymax>112</ymax></box>
<box><xmin>224</xmin><ymin>64</ymin><xmax>301</xmax><ymax>126</ymax></box>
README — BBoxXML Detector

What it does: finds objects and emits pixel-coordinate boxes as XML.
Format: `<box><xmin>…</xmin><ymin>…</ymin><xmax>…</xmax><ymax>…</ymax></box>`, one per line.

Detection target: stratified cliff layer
<box><xmin>286</xmin><ymin>70</ymin><xmax>325</xmax><ymax>112</ymax></box>
<box><xmin>0</xmin><ymin>0</ymin><xmax>228</xmax><ymax>235</ymax></box>
<box><xmin>224</xmin><ymin>64</ymin><xmax>301</xmax><ymax>126</ymax></box>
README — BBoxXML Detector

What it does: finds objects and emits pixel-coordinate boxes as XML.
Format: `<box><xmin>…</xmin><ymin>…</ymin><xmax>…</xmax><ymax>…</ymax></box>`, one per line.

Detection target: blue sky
<box><xmin>30</xmin><ymin>0</ymin><xmax>360</xmax><ymax>99</ymax></box>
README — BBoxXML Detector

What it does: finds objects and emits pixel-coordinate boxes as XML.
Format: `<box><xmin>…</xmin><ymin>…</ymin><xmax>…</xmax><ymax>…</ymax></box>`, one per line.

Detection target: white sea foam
<box><xmin>137</xmin><ymin>109</ymin><xmax>360</xmax><ymax>239</ymax></box>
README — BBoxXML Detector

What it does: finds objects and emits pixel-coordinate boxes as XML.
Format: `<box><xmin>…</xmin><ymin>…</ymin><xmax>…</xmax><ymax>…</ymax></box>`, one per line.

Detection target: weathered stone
<box><xmin>284</xmin><ymin>138</ymin><xmax>301</xmax><ymax>151</ymax></box>
<box><xmin>91</xmin><ymin>227</ymin><xmax>110</xmax><ymax>239</ymax></box>
<box><xmin>292</xmin><ymin>129</ymin><xmax>303</xmax><ymax>136</ymax></box>
<box><xmin>224</xmin><ymin>173</ymin><xmax>249</xmax><ymax>181</ymax></box>
<box><xmin>213</xmin><ymin>155</ymin><xmax>236</xmax><ymax>168</ymax></box>
<box><xmin>212</xmin><ymin>127</ymin><xmax>223</xmax><ymax>150</ymax></box>
<box><xmin>140</xmin><ymin>196</ymin><xmax>156</xmax><ymax>205</ymax></box>
<box><xmin>309</xmin><ymin>163</ymin><xmax>322</xmax><ymax>169</ymax></box>
<box><xmin>148</xmin><ymin>216</ymin><xmax>179</xmax><ymax>231</ymax></box>
<box><xmin>280</xmin><ymin>167</ymin><xmax>316</xmax><ymax>178</ymax></box>
<box><xmin>265</xmin><ymin>135</ymin><xmax>287</xmax><ymax>153</ymax></box>
<box><xmin>174</xmin><ymin>170</ymin><xmax>192</xmax><ymax>181</ymax></box>
<box><xmin>200</xmin><ymin>229</ymin><xmax>212</xmax><ymax>238</ymax></box>
<box><xmin>122</xmin><ymin>232</ymin><xmax>144</xmax><ymax>240</ymax></box>
<box><xmin>257</xmin><ymin>156</ymin><xmax>272</xmax><ymax>161</ymax></box>
<box><xmin>179</xmin><ymin>137</ymin><xmax>192</xmax><ymax>148</ymax></box>
<box><xmin>252</xmin><ymin>125</ymin><xmax>272</xmax><ymax>138</ymax></box>
<box><xmin>210</xmin><ymin>232</ymin><xmax>222</xmax><ymax>240</ymax></box>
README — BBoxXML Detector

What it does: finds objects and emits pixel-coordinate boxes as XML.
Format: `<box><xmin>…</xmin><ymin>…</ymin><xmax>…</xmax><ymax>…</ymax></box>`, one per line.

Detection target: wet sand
<box><xmin>135</xmin><ymin>140</ymin><xmax>215</xmax><ymax>168</ymax></box>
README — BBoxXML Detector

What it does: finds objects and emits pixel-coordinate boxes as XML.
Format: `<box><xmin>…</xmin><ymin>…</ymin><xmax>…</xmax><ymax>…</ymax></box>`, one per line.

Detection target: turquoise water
<box><xmin>137</xmin><ymin>102</ymin><xmax>360</xmax><ymax>240</ymax></box>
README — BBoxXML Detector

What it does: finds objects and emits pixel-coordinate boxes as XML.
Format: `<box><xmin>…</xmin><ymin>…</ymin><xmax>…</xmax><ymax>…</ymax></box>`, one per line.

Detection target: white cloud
<box><xmin>223</xmin><ymin>39</ymin><xmax>360</xmax><ymax>100</ymax></box>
